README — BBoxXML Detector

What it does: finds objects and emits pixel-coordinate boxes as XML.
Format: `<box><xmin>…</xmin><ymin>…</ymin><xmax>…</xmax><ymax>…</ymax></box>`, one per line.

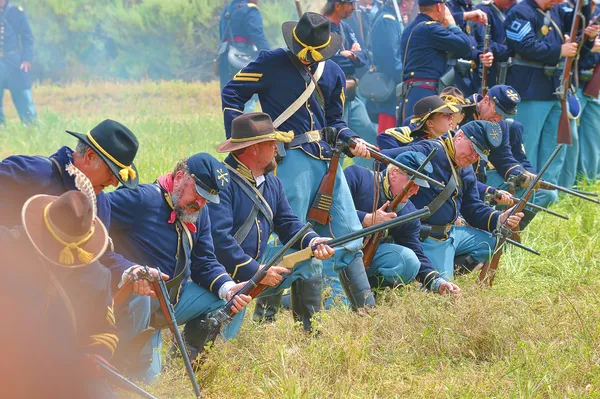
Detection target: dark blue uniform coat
<box><xmin>330</xmin><ymin>20</ymin><xmax>368</xmax><ymax>77</ymax></box>
<box><xmin>0</xmin><ymin>2</ymin><xmax>33</xmax><ymax>90</ymax></box>
<box><xmin>208</xmin><ymin>155</ymin><xmax>319</xmax><ymax>283</ymax></box>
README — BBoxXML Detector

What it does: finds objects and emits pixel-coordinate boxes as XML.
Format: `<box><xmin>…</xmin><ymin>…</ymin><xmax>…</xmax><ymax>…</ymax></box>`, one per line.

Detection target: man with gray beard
<box><xmin>107</xmin><ymin>152</ymin><xmax>252</xmax><ymax>383</ymax></box>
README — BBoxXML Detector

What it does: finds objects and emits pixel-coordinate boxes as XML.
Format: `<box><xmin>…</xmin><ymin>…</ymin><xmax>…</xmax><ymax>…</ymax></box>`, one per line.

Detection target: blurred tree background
<box><xmin>21</xmin><ymin>0</ymin><xmax>322</xmax><ymax>82</ymax></box>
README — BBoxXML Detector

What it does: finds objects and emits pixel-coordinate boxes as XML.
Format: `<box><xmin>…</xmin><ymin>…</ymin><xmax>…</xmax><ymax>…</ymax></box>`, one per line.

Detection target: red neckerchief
<box><xmin>157</xmin><ymin>173</ymin><xmax>197</xmax><ymax>233</ymax></box>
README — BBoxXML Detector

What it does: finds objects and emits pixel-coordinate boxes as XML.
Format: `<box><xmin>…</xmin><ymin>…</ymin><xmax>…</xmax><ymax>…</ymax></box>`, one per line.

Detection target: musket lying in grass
<box><xmin>507</xmin><ymin>173</ymin><xmax>600</xmax><ymax>205</ymax></box>
<box><xmin>484</xmin><ymin>192</ymin><xmax>569</xmax><ymax>220</ymax></box>
<box><xmin>194</xmin><ymin>207</ymin><xmax>431</xmax><ymax>354</ymax></box>
<box><xmin>95</xmin><ymin>357</ymin><xmax>159</xmax><ymax>399</ymax></box>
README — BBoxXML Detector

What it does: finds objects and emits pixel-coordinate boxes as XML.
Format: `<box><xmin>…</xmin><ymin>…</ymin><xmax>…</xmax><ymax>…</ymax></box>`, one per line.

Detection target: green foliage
<box><xmin>20</xmin><ymin>0</ymin><xmax>300</xmax><ymax>82</ymax></box>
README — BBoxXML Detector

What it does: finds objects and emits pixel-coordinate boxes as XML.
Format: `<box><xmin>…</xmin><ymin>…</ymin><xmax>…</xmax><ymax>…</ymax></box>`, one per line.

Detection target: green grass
<box><xmin>3</xmin><ymin>81</ymin><xmax>600</xmax><ymax>399</ymax></box>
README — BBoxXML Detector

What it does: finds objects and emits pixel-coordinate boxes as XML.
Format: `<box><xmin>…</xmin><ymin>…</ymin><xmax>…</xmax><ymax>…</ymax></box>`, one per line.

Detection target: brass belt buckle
<box><xmin>306</xmin><ymin>130</ymin><xmax>321</xmax><ymax>143</ymax></box>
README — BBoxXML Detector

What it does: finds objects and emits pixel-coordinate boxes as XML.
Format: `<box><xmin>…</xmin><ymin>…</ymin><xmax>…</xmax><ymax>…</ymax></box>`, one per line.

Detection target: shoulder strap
<box><xmin>273</xmin><ymin>50</ymin><xmax>325</xmax><ymax>128</ymax></box>
<box><xmin>225</xmin><ymin>164</ymin><xmax>275</xmax><ymax>232</ymax></box>
<box><xmin>403</xmin><ymin>22</ymin><xmax>427</xmax><ymax>74</ymax></box>
<box><xmin>232</xmin><ymin>185</ymin><xmax>263</xmax><ymax>245</ymax></box>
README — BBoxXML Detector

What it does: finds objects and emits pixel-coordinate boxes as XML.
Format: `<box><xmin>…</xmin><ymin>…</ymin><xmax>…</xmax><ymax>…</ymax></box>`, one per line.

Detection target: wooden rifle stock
<box><xmin>294</xmin><ymin>0</ymin><xmax>303</xmax><ymax>19</ymax></box>
<box><xmin>557</xmin><ymin>0</ymin><xmax>584</xmax><ymax>145</ymax></box>
<box><xmin>583</xmin><ymin>63</ymin><xmax>600</xmax><ymax>98</ymax></box>
<box><xmin>481</xmin><ymin>23</ymin><xmax>491</xmax><ymax>96</ymax></box>
<box><xmin>307</xmin><ymin>148</ymin><xmax>341</xmax><ymax>225</ymax></box>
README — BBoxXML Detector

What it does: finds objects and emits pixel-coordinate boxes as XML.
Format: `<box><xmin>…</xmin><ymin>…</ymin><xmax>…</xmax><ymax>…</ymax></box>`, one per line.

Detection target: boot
<box><xmin>290</xmin><ymin>274</ymin><xmax>322</xmax><ymax>331</ymax></box>
<box><xmin>252</xmin><ymin>293</ymin><xmax>283</xmax><ymax>323</ymax></box>
<box><xmin>519</xmin><ymin>208</ymin><xmax>537</xmax><ymax>231</ymax></box>
<box><xmin>338</xmin><ymin>257</ymin><xmax>376</xmax><ymax>311</ymax></box>
<box><xmin>454</xmin><ymin>255</ymin><xmax>481</xmax><ymax>276</ymax></box>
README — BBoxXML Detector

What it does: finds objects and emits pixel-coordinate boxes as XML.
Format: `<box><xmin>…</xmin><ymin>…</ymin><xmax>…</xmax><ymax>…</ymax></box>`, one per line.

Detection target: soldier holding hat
<box><xmin>203</xmin><ymin>112</ymin><xmax>334</xmax><ymax>334</ymax></box>
<box><xmin>222</xmin><ymin>12</ymin><xmax>376</xmax><ymax>317</ymax></box>
<box><xmin>378</xmin><ymin>95</ymin><xmax>458</xmax><ymax>150</ymax></box>
<box><xmin>0</xmin><ymin>119</ymin><xmax>140</xmax><ymax>286</ymax></box>
<box><xmin>0</xmin><ymin>190</ymin><xmax>118</xmax><ymax>397</ymax></box>
<box><xmin>344</xmin><ymin>151</ymin><xmax>461</xmax><ymax>294</ymax></box>
<box><xmin>107</xmin><ymin>152</ymin><xmax>252</xmax><ymax>383</ymax></box>
<box><xmin>382</xmin><ymin>120</ymin><xmax>523</xmax><ymax>279</ymax></box>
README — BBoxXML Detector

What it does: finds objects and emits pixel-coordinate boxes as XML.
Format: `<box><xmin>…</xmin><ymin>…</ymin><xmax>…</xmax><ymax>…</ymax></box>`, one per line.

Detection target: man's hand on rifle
<box><xmin>584</xmin><ymin>24</ymin><xmax>600</xmax><ymax>40</ymax></box>
<box><xmin>126</xmin><ymin>266</ymin><xmax>169</xmax><ymax>298</ymax></box>
<box><xmin>464</xmin><ymin>10</ymin><xmax>488</xmax><ymax>25</ymax></box>
<box><xmin>439</xmin><ymin>281</ymin><xmax>461</xmax><ymax>296</ymax></box>
<box><xmin>259</xmin><ymin>264</ymin><xmax>291</xmax><ymax>287</ymax></box>
<box><xmin>561</xmin><ymin>35</ymin><xmax>579</xmax><ymax>57</ymax></box>
<box><xmin>479</xmin><ymin>51</ymin><xmax>494</xmax><ymax>68</ymax></box>
<box><xmin>349</xmin><ymin>138</ymin><xmax>371</xmax><ymax>159</ymax></box>
<box><xmin>499</xmin><ymin>206</ymin><xmax>524</xmax><ymax>229</ymax></box>
<box><xmin>310</xmin><ymin>237</ymin><xmax>335</xmax><ymax>260</ymax></box>
<box><xmin>225</xmin><ymin>283</ymin><xmax>252</xmax><ymax>315</ymax></box>
<box><xmin>593</xmin><ymin>37</ymin><xmax>600</xmax><ymax>53</ymax></box>
<box><xmin>494</xmin><ymin>190</ymin><xmax>513</xmax><ymax>206</ymax></box>
<box><xmin>519</xmin><ymin>171</ymin><xmax>539</xmax><ymax>189</ymax></box>
<box><xmin>363</xmin><ymin>201</ymin><xmax>397</xmax><ymax>227</ymax></box>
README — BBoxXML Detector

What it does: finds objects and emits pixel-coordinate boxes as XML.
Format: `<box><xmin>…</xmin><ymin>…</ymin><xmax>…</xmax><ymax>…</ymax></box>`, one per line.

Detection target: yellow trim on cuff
<box><xmin>485</xmin><ymin>186</ymin><xmax>492</xmax><ymax>194</ymax></box>
<box><xmin>232</xmin><ymin>257</ymin><xmax>253</xmax><ymax>280</ymax></box>
<box><xmin>209</xmin><ymin>273</ymin><xmax>229</xmax><ymax>292</ymax></box>
<box><xmin>300</xmin><ymin>232</ymin><xmax>312</xmax><ymax>249</ymax></box>
<box><xmin>223</xmin><ymin>107</ymin><xmax>244</xmax><ymax>115</ymax></box>
<box><xmin>504</xmin><ymin>164</ymin><xmax>521</xmax><ymax>180</ymax></box>
<box><xmin>422</xmin><ymin>270</ymin><xmax>438</xmax><ymax>286</ymax></box>
<box><xmin>488</xmin><ymin>210</ymin><xmax>501</xmax><ymax>232</ymax></box>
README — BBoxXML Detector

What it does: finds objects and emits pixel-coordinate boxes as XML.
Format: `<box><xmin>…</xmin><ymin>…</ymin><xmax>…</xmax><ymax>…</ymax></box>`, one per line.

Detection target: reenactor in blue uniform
<box><xmin>370</xmin><ymin>0</ymin><xmax>404</xmax><ymax>133</ymax></box>
<box><xmin>0</xmin><ymin>119</ymin><xmax>139</xmax><ymax>286</ymax></box>
<box><xmin>209</xmin><ymin>113</ymin><xmax>334</xmax><ymax>333</ymax></box>
<box><xmin>397</xmin><ymin>0</ymin><xmax>472</xmax><ymax>124</ymax></box>
<box><xmin>108</xmin><ymin>153</ymin><xmax>252</xmax><ymax>382</ymax></box>
<box><xmin>473</xmin><ymin>0</ymin><xmax>517</xmax><ymax>88</ymax></box>
<box><xmin>446</xmin><ymin>0</ymin><xmax>494</xmax><ymax>96</ymax></box>
<box><xmin>324</xmin><ymin>0</ymin><xmax>378</xmax><ymax>152</ymax></box>
<box><xmin>577</xmin><ymin>9</ymin><xmax>600</xmax><ymax>181</ymax></box>
<box><xmin>222</xmin><ymin>13</ymin><xmax>376</xmax><ymax>314</ymax></box>
<box><xmin>344</xmin><ymin>151</ymin><xmax>461</xmax><ymax>294</ymax></box>
<box><xmin>382</xmin><ymin>120</ymin><xmax>523</xmax><ymax>279</ymax></box>
<box><xmin>0</xmin><ymin>1</ymin><xmax>35</xmax><ymax>125</ymax></box>
<box><xmin>218</xmin><ymin>0</ymin><xmax>270</xmax><ymax>114</ymax></box>
<box><xmin>0</xmin><ymin>190</ymin><xmax>118</xmax><ymax>398</ymax></box>
<box><xmin>378</xmin><ymin>95</ymin><xmax>457</xmax><ymax>149</ymax></box>
<box><xmin>504</xmin><ymin>0</ymin><xmax>592</xmax><ymax>204</ymax></box>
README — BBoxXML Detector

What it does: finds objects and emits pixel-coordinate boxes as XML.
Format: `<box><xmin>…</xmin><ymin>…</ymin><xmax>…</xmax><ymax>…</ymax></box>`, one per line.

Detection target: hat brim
<box><xmin>21</xmin><ymin>194</ymin><xmax>109</xmax><ymax>268</ymax></box>
<box><xmin>490</xmin><ymin>98</ymin><xmax>514</xmax><ymax>119</ymax></box>
<box><xmin>195</xmin><ymin>184</ymin><xmax>220</xmax><ymax>204</ymax></box>
<box><xmin>470</xmin><ymin>141</ymin><xmax>489</xmax><ymax>163</ymax></box>
<box><xmin>282</xmin><ymin>21</ymin><xmax>342</xmax><ymax>64</ymax></box>
<box><xmin>66</xmin><ymin>130</ymin><xmax>139</xmax><ymax>189</ymax></box>
<box><xmin>216</xmin><ymin>136</ymin><xmax>278</xmax><ymax>153</ymax></box>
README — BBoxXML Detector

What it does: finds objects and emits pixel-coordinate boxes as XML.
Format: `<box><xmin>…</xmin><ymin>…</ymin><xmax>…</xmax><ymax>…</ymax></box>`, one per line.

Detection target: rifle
<box><xmin>582</xmin><ymin>13</ymin><xmax>600</xmax><ymax>98</ymax></box>
<box><xmin>113</xmin><ymin>267</ymin><xmax>202</xmax><ymax>398</ymax></box>
<box><xmin>95</xmin><ymin>357</ymin><xmax>159</xmax><ymax>399</ymax></box>
<box><xmin>506</xmin><ymin>173</ymin><xmax>600</xmax><ymax>204</ymax></box>
<box><xmin>307</xmin><ymin>143</ymin><xmax>341</xmax><ymax>225</ymax></box>
<box><xmin>294</xmin><ymin>0</ymin><xmax>302</xmax><ymax>19</ymax></box>
<box><xmin>479</xmin><ymin>144</ymin><xmax>564</xmax><ymax>286</ymax></box>
<box><xmin>362</xmin><ymin>148</ymin><xmax>438</xmax><ymax>268</ymax></box>
<box><xmin>484</xmin><ymin>191</ymin><xmax>569</xmax><ymax>220</ymax></box>
<box><xmin>481</xmin><ymin>23</ymin><xmax>491</xmax><ymax>96</ymax></box>
<box><xmin>557</xmin><ymin>0</ymin><xmax>584</xmax><ymax>145</ymax></box>
<box><xmin>194</xmin><ymin>207</ymin><xmax>431</xmax><ymax>352</ymax></box>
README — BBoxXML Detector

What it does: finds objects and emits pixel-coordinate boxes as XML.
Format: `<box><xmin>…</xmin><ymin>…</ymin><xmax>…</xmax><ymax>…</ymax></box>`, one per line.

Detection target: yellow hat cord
<box><xmin>86</xmin><ymin>132</ymin><xmax>136</xmax><ymax>182</ymax></box>
<box><xmin>43</xmin><ymin>203</ymin><xmax>96</xmax><ymax>265</ymax></box>
<box><xmin>441</xmin><ymin>94</ymin><xmax>466</xmax><ymax>105</ymax></box>
<box><xmin>440</xmin><ymin>135</ymin><xmax>457</xmax><ymax>165</ymax></box>
<box><xmin>293</xmin><ymin>27</ymin><xmax>332</xmax><ymax>62</ymax></box>
<box><xmin>230</xmin><ymin>130</ymin><xmax>294</xmax><ymax>144</ymax></box>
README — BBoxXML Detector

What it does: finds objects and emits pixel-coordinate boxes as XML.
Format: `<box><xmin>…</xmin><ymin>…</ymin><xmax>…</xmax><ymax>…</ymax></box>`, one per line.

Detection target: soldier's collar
<box><xmin>226</xmin><ymin>154</ymin><xmax>257</xmax><ymax>186</ymax></box>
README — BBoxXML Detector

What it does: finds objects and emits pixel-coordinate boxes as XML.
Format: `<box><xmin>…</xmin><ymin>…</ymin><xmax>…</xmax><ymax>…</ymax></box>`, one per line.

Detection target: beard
<box><xmin>264</xmin><ymin>158</ymin><xmax>277</xmax><ymax>175</ymax></box>
<box><xmin>171</xmin><ymin>186</ymin><xmax>201</xmax><ymax>225</ymax></box>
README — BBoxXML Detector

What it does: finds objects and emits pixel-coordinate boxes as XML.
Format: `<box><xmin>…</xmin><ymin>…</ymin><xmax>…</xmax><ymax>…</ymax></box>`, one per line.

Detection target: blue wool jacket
<box><xmin>107</xmin><ymin>183</ymin><xmax>233</xmax><ymax>297</ymax></box>
<box><xmin>330</xmin><ymin>20</ymin><xmax>369</xmax><ymax>77</ymax></box>
<box><xmin>219</xmin><ymin>0</ymin><xmax>270</xmax><ymax>51</ymax></box>
<box><xmin>208</xmin><ymin>155</ymin><xmax>319</xmax><ymax>283</ymax></box>
<box><xmin>0</xmin><ymin>146</ymin><xmax>127</xmax><ymax>284</ymax></box>
<box><xmin>222</xmin><ymin>48</ymin><xmax>357</xmax><ymax>160</ymax></box>
<box><xmin>382</xmin><ymin>139</ymin><xmax>502</xmax><ymax>238</ymax></box>
<box><xmin>344</xmin><ymin>165</ymin><xmax>444</xmax><ymax>289</ymax></box>
<box><xmin>507</xmin><ymin>119</ymin><xmax>535</xmax><ymax>173</ymax></box>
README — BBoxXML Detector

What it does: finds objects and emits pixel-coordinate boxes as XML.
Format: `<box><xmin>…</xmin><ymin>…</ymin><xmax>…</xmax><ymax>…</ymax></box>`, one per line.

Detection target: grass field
<box><xmin>2</xmin><ymin>81</ymin><xmax>599</xmax><ymax>399</ymax></box>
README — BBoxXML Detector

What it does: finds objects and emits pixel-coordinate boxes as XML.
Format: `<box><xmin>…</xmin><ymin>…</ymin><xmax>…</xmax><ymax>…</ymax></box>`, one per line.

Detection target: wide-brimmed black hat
<box><xmin>440</xmin><ymin>86</ymin><xmax>476</xmax><ymax>110</ymax></box>
<box><xmin>217</xmin><ymin>112</ymin><xmax>293</xmax><ymax>153</ymax></box>
<box><xmin>66</xmin><ymin>119</ymin><xmax>139</xmax><ymax>189</ymax></box>
<box><xmin>411</xmin><ymin>95</ymin><xmax>459</xmax><ymax>131</ymax></box>
<box><xmin>21</xmin><ymin>191</ymin><xmax>109</xmax><ymax>268</ymax></box>
<box><xmin>282</xmin><ymin>12</ymin><xmax>342</xmax><ymax>64</ymax></box>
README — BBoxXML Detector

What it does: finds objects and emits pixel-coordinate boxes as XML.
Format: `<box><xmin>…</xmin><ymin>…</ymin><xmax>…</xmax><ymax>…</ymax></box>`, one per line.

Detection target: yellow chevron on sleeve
<box><xmin>426</xmin><ymin>21</ymin><xmax>438</xmax><ymax>25</ymax></box>
<box><xmin>383</xmin><ymin>14</ymin><xmax>396</xmax><ymax>20</ymax></box>
<box><xmin>247</xmin><ymin>3</ymin><xmax>258</xmax><ymax>8</ymax></box>
<box><xmin>340</xmin><ymin>88</ymin><xmax>346</xmax><ymax>107</ymax></box>
<box><xmin>233</xmin><ymin>72</ymin><xmax>263</xmax><ymax>82</ymax></box>
<box><xmin>384</xmin><ymin>126</ymin><xmax>413</xmax><ymax>144</ymax></box>
<box><xmin>89</xmin><ymin>333</ymin><xmax>119</xmax><ymax>356</ymax></box>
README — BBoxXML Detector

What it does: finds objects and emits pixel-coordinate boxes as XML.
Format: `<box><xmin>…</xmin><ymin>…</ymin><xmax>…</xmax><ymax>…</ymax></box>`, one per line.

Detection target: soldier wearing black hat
<box><xmin>0</xmin><ymin>119</ymin><xmax>140</xmax><ymax>286</ymax></box>
<box><xmin>108</xmin><ymin>152</ymin><xmax>252</xmax><ymax>383</ymax></box>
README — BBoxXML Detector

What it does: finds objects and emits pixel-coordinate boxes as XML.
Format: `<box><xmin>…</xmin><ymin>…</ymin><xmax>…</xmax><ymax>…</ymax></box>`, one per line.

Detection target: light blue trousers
<box><xmin>0</xmin><ymin>87</ymin><xmax>36</xmax><ymax>125</ymax></box>
<box><xmin>322</xmin><ymin>242</ymin><xmax>421</xmax><ymax>308</ymax></box>
<box><xmin>421</xmin><ymin>226</ymin><xmax>496</xmax><ymax>280</ymax></box>
<box><xmin>276</xmin><ymin>148</ymin><xmax>365</xmax><ymax>273</ymax></box>
<box><xmin>576</xmin><ymin>89</ymin><xmax>600</xmax><ymax>181</ymax></box>
<box><xmin>343</xmin><ymin>98</ymin><xmax>378</xmax><ymax>168</ymax></box>
<box><xmin>115</xmin><ymin>283</ymin><xmax>224</xmax><ymax>384</ymax></box>
<box><xmin>513</xmin><ymin>100</ymin><xmax>575</xmax><ymax>205</ymax></box>
<box><xmin>223</xmin><ymin>244</ymin><xmax>321</xmax><ymax>339</ymax></box>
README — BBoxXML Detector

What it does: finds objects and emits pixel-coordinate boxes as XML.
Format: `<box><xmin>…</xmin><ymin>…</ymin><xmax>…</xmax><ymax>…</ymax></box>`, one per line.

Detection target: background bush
<box><xmin>21</xmin><ymin>0</ymin><xmax>321</xmax><ymax>82</ymax></box>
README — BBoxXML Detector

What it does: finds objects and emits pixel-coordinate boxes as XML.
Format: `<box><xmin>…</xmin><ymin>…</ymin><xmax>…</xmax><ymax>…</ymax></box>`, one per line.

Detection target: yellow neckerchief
<box><xmin>43</xmin><ymin>203</ymin><xmax>95</xmax><ymax>265</ymax></box>
<box><xmin>293</xmin><ymin>27</ymin><xmax>332</xmax><ymax>62</ymax></box>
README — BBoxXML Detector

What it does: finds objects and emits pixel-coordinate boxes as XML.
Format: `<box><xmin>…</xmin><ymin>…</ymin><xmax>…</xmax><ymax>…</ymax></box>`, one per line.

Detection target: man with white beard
<box><xmin>107</xmin><ymin>153</ymin><xmax>252</xmax><ymax>383</ymax></box>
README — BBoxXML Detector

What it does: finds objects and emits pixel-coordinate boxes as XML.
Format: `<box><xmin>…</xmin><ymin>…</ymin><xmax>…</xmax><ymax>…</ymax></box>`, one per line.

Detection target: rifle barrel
<box><xmin>506</xmin><ymin>195</ymin><xmax>569</xmax><ymax>220</ymax></box>
<box><xmin>571</xmin><ymin>188</ymin><xmax>599</xmax><ymax>197</ymax></box>
<box><xmin>540</xmin><ymin>180</ymin><xmax>600</xmax><ymax>204</ymax></box>
<box><xmin>505</xmin><ymin>238</ymin><xmax>540</xmax><ymax>256</ymax></box>
<box><xmin>97</xmin><ymin>360</ymin><xmax>159</xmax><ymax>399</ymax></box>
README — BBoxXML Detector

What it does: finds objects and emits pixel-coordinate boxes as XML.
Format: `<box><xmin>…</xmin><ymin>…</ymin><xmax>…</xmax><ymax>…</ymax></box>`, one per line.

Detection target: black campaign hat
<box><xmin>66</xmin><ymin>119</ymin><xmax>139</xmax><ymax>189</ymax></box>
<box><xmin>282</xmin><ymin>12</ymin><xmax>342</xmax><ymax>64</ymax></box>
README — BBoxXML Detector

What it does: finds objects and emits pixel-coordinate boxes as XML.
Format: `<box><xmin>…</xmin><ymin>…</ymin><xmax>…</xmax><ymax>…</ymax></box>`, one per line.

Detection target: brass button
<box><xmin>410</xmin><ymin>71</ymin><xmax>414</xmax><ymax>76</ymax></box>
